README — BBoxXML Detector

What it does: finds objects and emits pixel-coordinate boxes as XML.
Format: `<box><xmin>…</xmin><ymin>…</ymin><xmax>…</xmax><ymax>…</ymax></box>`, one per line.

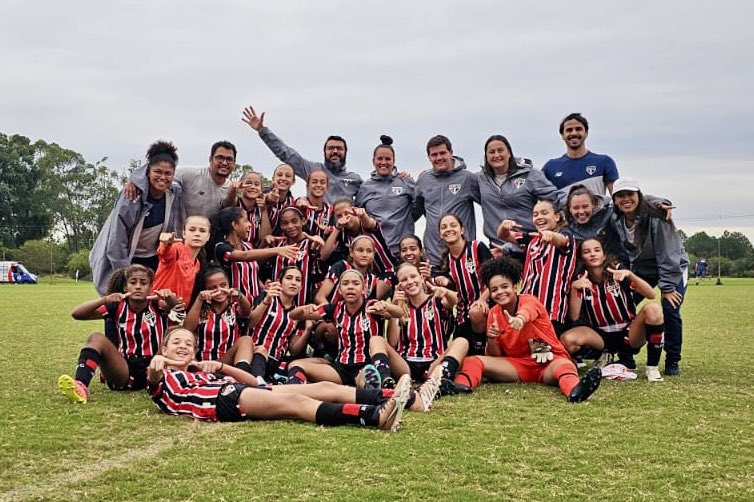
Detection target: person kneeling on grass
<box><xmin>147</xmin><ymin>327</ymin><xmax>411</xmax><ymax>431</ymax></box>
<box><xmin>452</xmin><ymin>257</ymin><xmax>602</xmax><ymax>403</ymax></box>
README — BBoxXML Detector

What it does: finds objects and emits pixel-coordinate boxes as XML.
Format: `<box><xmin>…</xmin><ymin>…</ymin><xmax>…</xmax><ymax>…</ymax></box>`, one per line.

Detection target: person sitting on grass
<box><xmin>560</xmin><ymin>238</ymin><xmax>666</xmax><ymax>382</ymax></box>
<box><xmin>147</xmin><ymin>327</ymin><xmax>411</xmax><ymax>431</ymax></box>
<box><xmin>451</xmin><ymin>257</ymin><xmax>602</xmax><ymax>403</ymax></box>
<box><xmin>58</xmin><ymin>264</ymin><xmax>181</xmax><ymax>403</ymax></box>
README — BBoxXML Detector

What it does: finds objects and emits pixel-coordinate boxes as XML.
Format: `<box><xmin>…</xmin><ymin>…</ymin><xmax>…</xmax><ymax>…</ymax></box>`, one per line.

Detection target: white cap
<box><xmin>613</xmin><ymin>177</ymin><xmax>641</xmax><ymax>194</ymax></box>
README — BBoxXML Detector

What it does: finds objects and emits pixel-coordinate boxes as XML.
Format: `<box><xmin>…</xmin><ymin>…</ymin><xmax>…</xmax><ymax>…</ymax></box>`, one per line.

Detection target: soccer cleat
<box><xmin>378</xmin><ymin>374</ymin><xmax>411</xmax><ymax>432</ymax></box>
<box><xmin>593</xmin><ymin>351</ymin><xmax>613</xmax><ymax>369</ymax></box>
<box><xmin>574</xmin><ymin>355</ymin><xmax>587</xmax><ymax>369</ymax></box>
<box><xmin>617</xmin><ymin>352</ymin><xmax>637</xmax><ymax>370</ymax></box>
<box><xmin>645</xmin><ymin>366</ymin><xmax>664</xmax><ymax>382</ymax></box>
<box><xmin>381</xmin><ymin>376</ymin><xmax>396</xmax><ymax>390</ymax></box>
<box><xmin>568</xmin><ymin>367</ymin><xmax>602</xmax><ymax>403</ymax></box>
<box><xmin>362</xmin><ymin>364</ymin><xmax>382</xmax><ymax>390</ymax></box>
<box><xmin>416</xmin><ymin>366</ymin><xmax>443</xmax><ymax>412</ymax></box>
<box><xmin>58</xmin><ymin>375</ymin><xmax>89</xmax><ymax>404</ymax></box>
<box><xmin>439</xmin><ymin>378</ymin><xmax>472</xmax><ymax>396</ymax></box>
<box><xmin>664</xmin><ymin>361</ymin><xmax>681</xmax><ymax>376</ymax></box>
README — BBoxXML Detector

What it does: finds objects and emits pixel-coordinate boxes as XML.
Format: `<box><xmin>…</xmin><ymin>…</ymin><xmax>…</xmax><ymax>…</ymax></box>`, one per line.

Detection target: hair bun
<box><xmin>380</xmin><ymin>135</ymin><xmax>393</xmax><ymax>146</ymax></box>
<box><xmin>147</xmin><ymin>140</ymin><xmax>178</xmax><ymax>164</ymax></box>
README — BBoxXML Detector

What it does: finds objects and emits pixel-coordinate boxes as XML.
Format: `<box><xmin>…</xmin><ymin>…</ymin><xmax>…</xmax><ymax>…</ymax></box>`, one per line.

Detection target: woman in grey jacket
<box><xmin>90</xmin><ymin>141</ymin><xmax>184</xmax><ymax>295</ymax></box>
<box><xmin>355</xmin><ymin>135</ymin><xmax>415</xmax><ymax>255</ymax></box>
<box><xmin>611</xmin><ymin>177</ymin><xmax>689</xmax><ymax>376</ymax></box>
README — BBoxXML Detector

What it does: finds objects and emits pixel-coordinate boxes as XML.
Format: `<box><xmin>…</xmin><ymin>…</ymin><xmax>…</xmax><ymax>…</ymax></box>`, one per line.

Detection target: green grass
<box><xmin>1</xmin><ymin>279</ymin><xmax>753</xmax><ymax>501</ymax></box>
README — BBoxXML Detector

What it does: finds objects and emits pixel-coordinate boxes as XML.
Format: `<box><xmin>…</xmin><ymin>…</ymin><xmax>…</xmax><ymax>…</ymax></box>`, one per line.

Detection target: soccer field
<box><xmin>1</xmin><ymin>279</ymin><xmax>753</xmax><ymax>501</ymax></box>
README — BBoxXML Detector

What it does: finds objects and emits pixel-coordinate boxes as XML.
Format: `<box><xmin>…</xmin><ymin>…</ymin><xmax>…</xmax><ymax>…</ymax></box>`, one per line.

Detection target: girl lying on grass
<box><xmin>147</xmin><ymin>327</ymin><xmax>411</xmax><ymax>431</ymax></box>
<box><xmin>59</xmin><ymin>264</ymin><xmax>180</xmax><ymax>403</ymax></box>
<box><xmin>451</xmin><ymin>257</ymin><xmax>602</xmax><ymax>403</ymax></box>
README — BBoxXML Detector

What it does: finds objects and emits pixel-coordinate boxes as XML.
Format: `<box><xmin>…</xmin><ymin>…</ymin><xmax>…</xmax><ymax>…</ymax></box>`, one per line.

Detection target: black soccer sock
<box><xmin>645</xmin><ymin>323</ymin><xmax>665</xmax><ymax>367</ymax></box>
<box><xmin>314</xmin><ymin>402</ymin><xmax>379</xmax><ymax>427</ymax></box>
<box><xmin>440</xmin><ymin>356</ymin><xmax>460</xmax><ymax>380</ymax></box>
<box><xmin>472</xmin><ymin>330</ymin><xmax>486</xmax><ymax>354</ymax></box>
<box><xmin>287</xmin><ymin>366</ymin><xmax>308</xmax><ymax>385</ymax></box>
<box><xmin>371</xmin><ymin>353</ymin><xmax>391</xmax><ymax>382</ymax></box>
<box><xmin>355</xmin><ymin>388</ymin><xmax>386</xmax><ymax>405</ymax></box>
<box><xmin>235</xmin><ymin>360</ymin><xmax>253</xmax><ymax>375</ymax></box>
<box><xmin>250</xmin><ymin>353</ymin><xmax>267</xmax><ymax>377</ymax></box>
<box><xmin>74</xmin><ymin>347</ymin><xmax>101</xmax><ymax>387</ymax></box>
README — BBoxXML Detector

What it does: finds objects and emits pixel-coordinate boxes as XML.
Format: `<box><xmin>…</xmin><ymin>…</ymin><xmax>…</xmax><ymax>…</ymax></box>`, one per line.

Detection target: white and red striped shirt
<box><xmin>319</xmin><ymin>300</ymin><xmax>382</xmax><ymax>365</ymax></box>
<box><xmin>268</xmin><ymin>238</ymin><xmax>321</xmax><ymax>306</ymax></box>
<box><xmin>251</xmin><ymin>295</ymin><xmax>302</xmax><ymax>361</ymax></box>
<box><xmin>520</xmin><ymin>233</ymin><xmax>577</xmax><ymax>323</ymax></box>
<box><xmin>215</xmin><ymin>241</ymin><xmax>261</xmax><ymax>302</ymax></box>
<box><xmin>325</xmin><ymin>260</ymin><xmax>378</xmax><ymax>303</ymax></box>
<box><xmin>149</xmin><ymin>369</ymin><xmax>237</xmax><ymax>421</ymax></box>
<box><xmin>98</xmin><ymin>299</ymin><xmax>166</xmax><ymax>358</ymax></box>
<box><xmin>397</xmin><ymin>296</ymin><xmax>450</xmax><ymax>361</ymax></box>
<box><xmin>444</xmin><ymin>240</ymin><xmax>492</xmax><ymax>323</ymax></box>
<box><xmin>578</xmin><ymin>277</ymin><xmax>638</xmax><ymax>332</ymax></box>
<box><xmin>196</xmin><ymin>301</ymin><xmax>241</xmax><ymax>361</ymax></box>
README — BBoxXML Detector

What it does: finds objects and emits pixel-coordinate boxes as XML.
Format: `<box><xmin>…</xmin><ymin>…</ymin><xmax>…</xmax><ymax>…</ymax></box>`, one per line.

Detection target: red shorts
<box><xmin>499</xmin><ymin>356</ymin><xmax>573</xmax><ymax>383</ymax></box>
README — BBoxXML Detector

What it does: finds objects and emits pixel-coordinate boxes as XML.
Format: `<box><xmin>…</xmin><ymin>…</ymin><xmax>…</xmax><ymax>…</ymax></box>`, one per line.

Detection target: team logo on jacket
<box><xmin>222</xmin><ymin>310</ymin><xmax>236</xmax><ymax>325</ymax></box>
<box><xmin>142</xmin><ymin>310</ymin><xmax>156</xmax><ymax>327</ymax></box>
<box><xmin>513</xmin><ymin>178</ymin><xmax>526</xmax><ymax>189</ymax></box>
<box><xmin>343</xmin><ymin>179</ymin><xmax>356</xmax><ymax>185</ymax></box>
<box><xmin>448</xmin><ymin>184</ymin><xmax>461</xmax><ymax>194</ymax></box>
<box><xmin>360</xmin><ymin>317</ymin><xmax>371</xmax><ymax>332</ymax></box>
<box><xmin>465</xmin><ymin>258</ymin><xmax>476</xmax><ymax>273</ymax></box>
<box><xmin>586</xmin><ymin>165</ymin><xmax>597</xmax><ymax>175</ymax></box>
<box><xmin>391</xmin><ymin>186</ymin><xmax>404</xmax><ymax>195</ymax></box>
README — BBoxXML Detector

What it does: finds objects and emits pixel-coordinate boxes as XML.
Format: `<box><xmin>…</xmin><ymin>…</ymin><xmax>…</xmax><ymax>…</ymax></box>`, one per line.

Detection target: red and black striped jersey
<box><xmin>444</xmin><ymin>240</ymin><xmax>492</xmax><ymax>323</ymax></box>
<box><xmin>297</xmin><ymin>197</ymin><xmax>335</xmax><ymax>240</ymax></box>
<box><xmin>325</xmin><ymin>260</ymin><xmax>378</xmax><ymax>303</ymax></box>
<box><xmin>520</xmin><ymin>233</ymin><xmax>577</xmax><ymax>323</ymax></box>
<box><xmin>195</xmin><ymin>301</ymin><xmax>241</xmax><ymax>361</ymax></box>
<box><xmin>397</xmin><ymin>295</ymin><xmax>450</xmax><ymax>361</ymax></box>
<box><xmin>267</xmin><ymin>238</ymin><xmax>321</xmax><ymax>305</ymax></box>
<box><xmin>250</xmin><ymin>294</ymin><xmax>303</xmax><ymax>361</ymax></box>
<box><xmin>578</xmin><ymin>277</ymin><xmax>637</xmax><ymax>332</ymax></box>
<box><xmin>267</xmin><ymin>192</ymin><xmax>295</xmax><ymax>236</ymax></box>
<box><xmin>98</xmin><ymin>299</ymin><xmax>166</xmax><ymax>358</ymax></box>
<box><xmin>149</xmin><ymin>368</ymin><xmax>237</xmax><ymax>421</ymax></box>
<box><xmin>319</xmin><ymin>300</ymin><xmax>382</xmax><ymax>365</ymax></box>
<box><xmin>339</xmin><ymin>223</ymin><xmax>399</xmax><ymax>276</ymax></box>
<box><xmin>237</xmin><ymin>199</ymin><xmax>264</xmax><ymax>246</ymax></box>
<box><xmin>215</xmin><ymin>241</ymin><xmax>261</xmax><ymax>302</ymax></box>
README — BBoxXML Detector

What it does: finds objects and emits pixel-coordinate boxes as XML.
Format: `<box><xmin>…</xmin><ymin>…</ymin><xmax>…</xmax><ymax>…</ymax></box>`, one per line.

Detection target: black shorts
<box><xmin>454</xmin><ymin>321</ymin><xmax>486</xmax><ymax>356</ymax></box>
<box><xmin>106</xmin><ymin>356</ymin><xmax>151</xmax><ymax>391</ymax></box>
<box><xmin>263</xmin><ymin>357</ymin><xmax>289</xmax><ymax>380</ymax></box>
<box><xmin>216</xmin><ymin>383</ymin><xmax>250</xmax><ymax>422</ymax></box>
<box><xmin>552</xmin><ymin>319</ymin><xmax>572</xmax><ymax>338</ymax></box>
<box><xmin>332</xmin><ymin>361</ymin><xmax>367</xmax><ymax>387</ymax></box>
<box><xmin>406</xmin><ymin>360</ymin><xmax>433</xmax><ymax>382</ymax></box>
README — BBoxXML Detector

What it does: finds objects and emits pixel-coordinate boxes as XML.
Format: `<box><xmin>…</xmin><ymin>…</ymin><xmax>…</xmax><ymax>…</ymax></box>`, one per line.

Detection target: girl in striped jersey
<box><xmin>58</xmin><ymin>265</ymin><xmax>181</xmax><ymax>404</ymax></box>
<box><xmin>398</xmin><ymin>235</ymin><xmax>434</xmax><ymax>284</ymax></box>
<box><xmin>496</xmin><ymin>200</ymin><xmax>577</xmax><ymax>336</ymax></box>
<box><xmin>222</xmin><ymin>171</ymin><xmax>272</xmax><ymax>247</ymax></box>
<box><xmin>296</xmin><ymin>170</ymin><xmax>335</xmax><ymax>241</ymax></box>
<box><xmin>213</xmin><ymin>207</ymin><xmax>299</xmax><ymax>304</ymax></box>
<box><xmin>435</xmin><ymin>214</ymin><xmax>493</xmax><ymax>356</ymax></box>
<box><xmin>287</xmin><ymin>269</ymin><xmax>402</xmax><ymax>389</ymax></box>
<box><xmin>321</xmin><ymin>199</ymin><xmax>399</xmax><ymax>277</ymax></box>
<box><xmin>265</xmin><ymin>163</ymin><xmax>296</xmax><ymax>236</ymax></box>
<box><xmin>148</xmin><ymin>327</ymin><xmax>411</xmax><ymax>431</ymax></box>
<box><xmin>560</xmin><ymin>238</ymin><xmax>666</xmax><ymax>382</ymax></box>
<box><xmin>264</xmin><ymin>206</ymin><xmax>325</xmax><ymax>306</ymax></box>
<box><xmin>248</xmin><ymin>267</ymin><xmax>312</xmax><ymax>382</ymax></box>
<box><xmin>184</xmin><ymin>266</ymin><xmax>256</xmax><ymax>364</ymax></box>
<box><xmin>385</xmin><ymin>263</ymin><xmax>469</xmax><ymax>385</ymax></box>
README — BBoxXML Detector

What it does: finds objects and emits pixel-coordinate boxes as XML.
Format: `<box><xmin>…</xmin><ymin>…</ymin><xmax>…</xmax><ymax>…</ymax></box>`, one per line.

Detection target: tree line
<box><xmin>1</xmin><ymin>131</ymin><xmax>753</xmax><ymax>278</ymax></box>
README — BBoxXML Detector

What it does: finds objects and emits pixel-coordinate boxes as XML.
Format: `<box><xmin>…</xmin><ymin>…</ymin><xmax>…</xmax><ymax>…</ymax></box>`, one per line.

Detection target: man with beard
<box><xmin>412</xmin><ymin>134</ymin><xmax>480</xmax><ymax>266</ymax></box>
<box><xmin>542</xmin><ymin>113</ymin><xmax>619</xmax><ymax>199</ymax></box>
<box><xmin>125</xmin><ymin>141</ymin><xmax>237</xmax><ymax>220</ymax></box>
<box><xmin>242</xmin><ymin>106</ymin><xmax>362</xmax><ymax>204</ymax></box>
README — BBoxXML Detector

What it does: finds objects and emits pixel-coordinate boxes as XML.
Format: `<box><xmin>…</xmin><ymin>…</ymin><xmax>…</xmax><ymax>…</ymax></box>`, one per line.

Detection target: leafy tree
<box><xmin>719</xmin><ymin>231</ymin><xmax>754</xmax><ymax>260</ymax></box>
<box><xmin>0</xmin><ymin>134</ymin><xmax>54</xmax><ymax>247</ymax></box>
<box><xmin>684</xmin><ymin>231</ymin><xmax>717</xmax><ymax>258</ymax></box>
<box><xmin>66</xmin><ymin>248</ymin><xmax>91</xmax><ymax>277</ymax></box>
<box><xmin>15</xmin><ymin>239</ymin><xmax>68</xmax><ymax>275</ymax></box>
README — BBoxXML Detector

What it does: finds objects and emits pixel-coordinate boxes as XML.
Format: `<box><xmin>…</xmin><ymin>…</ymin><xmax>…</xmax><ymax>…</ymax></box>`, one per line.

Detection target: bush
<box><xmin>66</xmin><ymin>248</ymin><xmax>91</xmax><ymax>278</ymax></box>
<box><xmin>15</xmin><ymin>239</ymin><xmax>68</xmax><ymax>275</ymax></box>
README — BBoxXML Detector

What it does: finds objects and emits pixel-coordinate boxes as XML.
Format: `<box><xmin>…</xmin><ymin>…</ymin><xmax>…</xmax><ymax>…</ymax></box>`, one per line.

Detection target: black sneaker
<box><xmin>617</xmin><ymin>352</ymin><xmax>637</xmax><ymax>370</ymax></box>
<box><xmin>439</xmin><ymin>378</ymin><xmax>472</xmax><ymax>396</ymax></box>
<box><xmin>382</xmin><ymin>376</ymin><xmax>396</xmax><ymax>389</ymax></box>
<box><xmin>568</xmin><ymin>367</ymin><xmax>602</xmax><ymax>403</ymax></box>
<box><xmin>664</xmin><ymin>361</ymin><xmax>681</xmax><ymax>376</ymax></box>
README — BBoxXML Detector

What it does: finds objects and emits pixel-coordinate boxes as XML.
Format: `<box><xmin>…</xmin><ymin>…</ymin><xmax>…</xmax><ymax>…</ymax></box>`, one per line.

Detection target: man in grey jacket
<box><xmin>412</xmin><ymin>135</ymin><xmax>480</xmax><ymax>265</ymax></box>
<box><xmin>242</xmin><ymin>106</ymin><xmax>362</xmax><ymax>203</ymax></box>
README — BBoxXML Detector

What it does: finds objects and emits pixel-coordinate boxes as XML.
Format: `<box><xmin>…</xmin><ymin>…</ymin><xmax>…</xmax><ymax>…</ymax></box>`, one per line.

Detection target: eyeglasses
<box><xmin>213</xmin><ymin>155</ymin><xmax>236</xmax><ymax>164</ymax></box>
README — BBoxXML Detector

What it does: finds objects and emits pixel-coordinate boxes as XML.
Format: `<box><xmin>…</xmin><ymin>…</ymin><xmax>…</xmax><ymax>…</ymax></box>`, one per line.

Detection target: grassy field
<box><xmin>1</xmin><ymin>278</ymin><xmax>753</xmax><ymax>501</ymax></box>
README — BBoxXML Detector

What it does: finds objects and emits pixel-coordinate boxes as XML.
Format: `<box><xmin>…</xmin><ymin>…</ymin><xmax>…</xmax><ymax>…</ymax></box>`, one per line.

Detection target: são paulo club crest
<box><xmin>465</xmin><ymin>258</ymin><xmax>476</xmax><ymax>273</ymax></box>
<box><xmin>142</xmin><ymin>310</ymin><xmax>157</xmax><ymax>327</ymax></box>
<box><xmin>391</xmin><ymin>186</ymin><xmax>404</xmax><ymax>195</ymax></box>
<box><xmin>360</xmin><ymin>316</ymin><xmax>371</xmax><ymax>332</ymax></box>
<box><xmin>585</xmin><ymin>165</ymin><xmax>597</xmax><ymax>175</ymax></box>
<box><xmin>425</xmin><ymin>304</ymin><xmax>435</xmax><ymax>321</ymax></box>
<box><xmin>512</xmin><ymin>177</ymin><xmax>526</xmax><ymax>189</ymax></box>
<box><xmin>606</xmin><ymin>280</ymin><xmax>621</xmax><ymax>297</ymax></box>
<box><xmin>448</xmin><ymin>183</ymin><xmax>461</xmax><ymax>194</ymax></box>
<box><xmin>222</xmin><ymin>309</ymin><xmax>236</xmax><ymax>325</ymax></box>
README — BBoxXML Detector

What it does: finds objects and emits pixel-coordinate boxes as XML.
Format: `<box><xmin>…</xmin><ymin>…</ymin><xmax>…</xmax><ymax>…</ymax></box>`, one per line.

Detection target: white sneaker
<box><xmin>645</xmin><ymin>366</ymin><xmax>664</xmax><ymax>382</ymax></box>
<box><xmin>417</xmin><ymin>366</ymin><xmax>443</xmax><ymax>412</ymax></box>
<box><xmin>593</xmin><ymin>351</ymin><xmax>613</xmax><ymax>369</ymax></box>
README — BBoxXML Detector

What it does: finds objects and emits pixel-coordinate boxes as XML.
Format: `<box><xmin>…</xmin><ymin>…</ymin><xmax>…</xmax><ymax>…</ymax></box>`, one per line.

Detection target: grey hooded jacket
<box><xmin>355</xmin><ymin>169</ymin><xmax>416</xmax><ymax>254</ymax></box>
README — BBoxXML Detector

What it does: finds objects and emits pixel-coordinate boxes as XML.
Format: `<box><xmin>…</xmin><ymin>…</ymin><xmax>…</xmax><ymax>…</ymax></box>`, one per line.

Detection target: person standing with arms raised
<box><xmin>242</xmin><ymin>106</ymin><xmax>362</xmax><ymax>203</ymax></box>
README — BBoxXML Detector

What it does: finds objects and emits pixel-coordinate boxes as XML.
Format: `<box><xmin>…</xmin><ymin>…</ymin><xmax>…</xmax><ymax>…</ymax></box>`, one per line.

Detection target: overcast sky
<box><xmin>2</xmin><ymin>1</ymin><xmax>752</xmax><ymax>242</ymax></box>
